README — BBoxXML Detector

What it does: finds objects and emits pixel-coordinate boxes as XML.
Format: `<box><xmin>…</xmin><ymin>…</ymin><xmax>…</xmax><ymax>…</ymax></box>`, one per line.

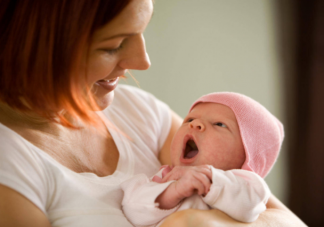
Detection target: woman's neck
<box><xmin>0</xmin><ymin>102</ymin><xmax>105</xmax><ymax>134</ymax></box>
<box><xmin>0</xmin><ymin>102</ymin><xmax>71</xmax><ymax>136</ymax></box>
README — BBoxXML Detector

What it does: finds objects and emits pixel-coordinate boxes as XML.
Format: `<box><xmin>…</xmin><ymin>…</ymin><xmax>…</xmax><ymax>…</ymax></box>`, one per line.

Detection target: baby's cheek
<box><xmin>202</xmin><ymin>142</ymin><xmax>230</xmax><ymax>168</ymax></box>
<box><xmin>203</xmin><ymin>147</ymin><xmax>220</xmax><ymax>161</ymax></box>
<box><xmin>169</xmin><ymin>139</ymin><xmax>178</xmax><ymax>156</ymax></box>
<box><xmin>169</xmin><ymin>136</ymin><xmax>181</xmax><ymax>165</ymax></box>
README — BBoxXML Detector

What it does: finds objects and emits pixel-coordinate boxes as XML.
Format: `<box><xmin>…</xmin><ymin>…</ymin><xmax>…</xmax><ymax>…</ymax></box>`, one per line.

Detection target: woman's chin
<box><xmin>90</xmin><ymin>77</ymin><xmax>119</xmax><ymax>111</ymax></box>
<box><xmin>94</xmin><ymin>91</ymin><xmax>115</xmax><ymax>111</ymax></box>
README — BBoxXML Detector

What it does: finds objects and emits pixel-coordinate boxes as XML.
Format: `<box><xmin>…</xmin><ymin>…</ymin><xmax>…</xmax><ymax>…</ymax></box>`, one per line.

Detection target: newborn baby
<box><xmin>121</xmin><ymin>92</ymin><xmax>284</xmax><ymax>226</ymax></box>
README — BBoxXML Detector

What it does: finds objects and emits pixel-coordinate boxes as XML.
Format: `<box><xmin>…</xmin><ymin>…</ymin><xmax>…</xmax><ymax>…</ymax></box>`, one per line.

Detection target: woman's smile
<box><xmin>95</xmin><ymin>77</ymin><xmax>120</xmax><ymax>92</ymax></box>
<box><xmin>85</xmin><ymin>0</ymin><xmax>152</xmax><ymax>110</ymax></box>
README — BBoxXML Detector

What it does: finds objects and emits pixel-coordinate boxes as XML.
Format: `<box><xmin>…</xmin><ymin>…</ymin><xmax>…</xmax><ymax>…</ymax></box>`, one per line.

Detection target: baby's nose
<box><xmin>189</xmin><ymin>120</ymin><xmax>205</xmax><ymax>131</ymax></box>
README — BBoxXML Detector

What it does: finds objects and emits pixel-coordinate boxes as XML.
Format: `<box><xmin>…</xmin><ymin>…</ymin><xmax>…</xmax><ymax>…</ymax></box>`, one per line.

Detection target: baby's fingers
<box><xmin>160</xmin><ymin>168</ymin><xmax>181</xmax><ymax>183</ymax></box>
<box><xmin>175</xmin><ymin>177</ymin><xmax>205</xmax><ymax>198</ymax></box>
<box><xmin>193</xmin><ymin>173</ymin><xmax>212</xmax><ymax>195</ymax></box>
<box><xmin>152</xmin><ymin>175</ymin><xmax>163</xmax><ymax>183</ymax></box>
<box><xmin>195</xmin><ymin>165</ymin><xmax>213</xmax><ymax>182</ymax></box>
<box><xmin>161</xmin><ymin>165</ymin><xmax>172</xmax><ymax>178</ymax></box>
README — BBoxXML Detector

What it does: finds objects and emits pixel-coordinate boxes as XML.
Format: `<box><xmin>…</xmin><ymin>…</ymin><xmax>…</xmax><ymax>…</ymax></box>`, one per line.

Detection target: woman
<box><xmin>0</xmin><ymin>0</ymin><xmax>305</xmax><ymax>226</ymax></box>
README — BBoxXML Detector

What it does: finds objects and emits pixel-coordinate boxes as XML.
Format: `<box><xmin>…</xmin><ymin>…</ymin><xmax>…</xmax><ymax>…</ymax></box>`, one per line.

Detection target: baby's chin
<box><xmin>172</xmin><ymin>161</ymin><xmax>196</xmax><ymax>167</ymax></box>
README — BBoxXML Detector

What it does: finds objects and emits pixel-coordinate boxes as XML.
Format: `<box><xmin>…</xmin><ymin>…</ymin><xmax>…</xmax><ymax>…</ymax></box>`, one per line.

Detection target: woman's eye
<box><xmin>214</xmin><ymin>122</ymin><xmax>227</xmax><ymax>128</ymax></box>
<box><xmin>103</xmin><ymin>44</ymin><xmax>123</xmax><ymax>55</ymax></box>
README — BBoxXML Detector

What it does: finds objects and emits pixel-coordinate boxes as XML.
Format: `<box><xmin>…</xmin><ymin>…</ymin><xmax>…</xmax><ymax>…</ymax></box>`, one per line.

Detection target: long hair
<box><xmin>0</xmin><ymin>0</ymin><xmax>132</xmax><ymax>127</ymax></box>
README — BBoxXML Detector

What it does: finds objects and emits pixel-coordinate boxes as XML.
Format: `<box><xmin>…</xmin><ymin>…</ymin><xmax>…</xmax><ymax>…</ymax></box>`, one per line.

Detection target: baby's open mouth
<box><xmin>183</xmin><ymin>139</ymin><xmax>199</xmax><ymax>159</ymax></box>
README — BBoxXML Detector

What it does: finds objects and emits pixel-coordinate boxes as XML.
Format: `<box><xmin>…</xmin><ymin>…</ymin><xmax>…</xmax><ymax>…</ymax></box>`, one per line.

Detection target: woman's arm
<box><xmin>0</xmin><ymin>184</ymin><xmax>51</xmax><ymax>227</ymax></box>
<box><xmin>159</xmin><ymin>110</ymin><xmax>183</xmax><ymax>166</ymax></box>
<box><xmin>159</xmin><ymin>194</ymin><xmax>307</xmax><ymax>227</ymax></box>
<box><xmin>264</xmin><ymin>194</ymin><xmax>306</xmax><ymax>226</ymax></box>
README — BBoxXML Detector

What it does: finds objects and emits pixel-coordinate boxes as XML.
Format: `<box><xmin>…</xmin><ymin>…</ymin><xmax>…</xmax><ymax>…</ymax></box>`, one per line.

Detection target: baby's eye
<box><xmin>214</xmin><ymin>122</ymin><xmax>227</xmax><ymax>128</ymax></box>
<box><xmin>184</xmin><ymin>118</ymin><xmax>194</xmax><ymax>123</ymax></box>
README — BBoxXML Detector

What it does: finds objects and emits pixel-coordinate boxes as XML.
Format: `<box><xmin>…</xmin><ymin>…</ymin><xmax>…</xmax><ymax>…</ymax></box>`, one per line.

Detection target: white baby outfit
<box><xmin>121</xmin><ymin>165</ymin><xmax>270</xmax><ymax>226</ymax></box>
<box><xmin>0</xmin><ymin>85</ymin><xmax>171</xmax><ymax>227</ymax></box>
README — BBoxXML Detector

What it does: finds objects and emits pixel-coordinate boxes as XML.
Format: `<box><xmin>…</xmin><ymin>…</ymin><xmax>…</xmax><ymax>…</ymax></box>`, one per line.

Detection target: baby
<box><xmin>121</xmin><ymin>92</ymin><xmax>284</xmax><ymax>226</ymax></box>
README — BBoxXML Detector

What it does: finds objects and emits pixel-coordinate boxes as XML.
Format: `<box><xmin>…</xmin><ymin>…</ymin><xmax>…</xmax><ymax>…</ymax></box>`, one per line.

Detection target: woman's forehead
<box><xmin>92</xmin><ymin>0</ymin><xmax>153</xmax><ymax>42</ymax></box>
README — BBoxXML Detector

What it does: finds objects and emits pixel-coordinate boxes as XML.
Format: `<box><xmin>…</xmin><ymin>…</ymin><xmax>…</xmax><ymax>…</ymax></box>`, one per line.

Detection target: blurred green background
<box><xmin>120</xmin><ymin>0</ymin><xmax>288</xmax><ymax>204</ymax></box>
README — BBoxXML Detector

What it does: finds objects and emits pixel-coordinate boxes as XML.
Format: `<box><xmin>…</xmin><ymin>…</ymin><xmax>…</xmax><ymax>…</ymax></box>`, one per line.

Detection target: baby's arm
<box><xmin>155</xmin><ymin>165</ymin><xmax>212</xmax><ymax>209</ymax></box>
<box><xmin>121</xmin><ymin>166</ymin><xmax>212</xmax><ymax>226</ymax></box>
<box><xmin>202</xmin><ymin>167</ymin><xmax>271</xmax><ymax>223</ymax></box>
<box><xmin>120</xmin><ymin>170</ymin><xmax>179</xmax><ymax>227</ymax></box>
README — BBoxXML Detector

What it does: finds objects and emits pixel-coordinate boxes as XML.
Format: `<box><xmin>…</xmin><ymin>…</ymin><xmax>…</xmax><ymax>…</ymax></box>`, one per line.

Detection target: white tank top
<box><xmin>0</xmin><ymin>85</ymin><xmax>171</xmax><ymax>227</ymax></box>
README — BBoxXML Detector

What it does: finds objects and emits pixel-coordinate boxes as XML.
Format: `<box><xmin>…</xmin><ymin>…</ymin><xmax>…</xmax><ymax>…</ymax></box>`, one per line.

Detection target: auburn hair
<box><xmin>0</xmin><ymin>0</ymin><xmax>132</xmax><ymax>127</ymax></box>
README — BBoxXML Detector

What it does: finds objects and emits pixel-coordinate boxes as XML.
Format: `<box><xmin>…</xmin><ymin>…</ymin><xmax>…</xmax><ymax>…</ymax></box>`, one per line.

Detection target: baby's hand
<box><xmin>152</xmin><ymin>165</ymin><xmax>173</xmax><ymax>183</ymax></box>
<box><xmin>168</xmin><ymin>165</ymin><xmax>212</xmax><ymax>198</ymax></box>
<box><xmin>155</xmin><ymin>165</ymin><xmax>212</xmax><ymax>209</ymax></box>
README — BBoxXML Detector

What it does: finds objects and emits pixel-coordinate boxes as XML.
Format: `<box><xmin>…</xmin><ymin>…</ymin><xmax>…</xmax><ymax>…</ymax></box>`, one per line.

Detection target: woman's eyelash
<box><xmin>104</xmin><ymin>44</ymin><xmax>123</xmax><ymax>55</ymax></box>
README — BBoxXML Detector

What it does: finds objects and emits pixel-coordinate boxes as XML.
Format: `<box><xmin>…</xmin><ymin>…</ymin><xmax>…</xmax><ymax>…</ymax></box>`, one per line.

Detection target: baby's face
<box><xmin>170</xmin><ymin>103</ymin><xmax>245</xmax><ymax>170</ymax></box>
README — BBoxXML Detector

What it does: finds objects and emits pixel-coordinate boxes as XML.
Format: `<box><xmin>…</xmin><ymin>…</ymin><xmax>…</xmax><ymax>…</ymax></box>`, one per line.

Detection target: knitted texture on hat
<box><xmin>189</xmin><ymin>92</ymin><xmax>284</xmax><ymax>178</ymax></box>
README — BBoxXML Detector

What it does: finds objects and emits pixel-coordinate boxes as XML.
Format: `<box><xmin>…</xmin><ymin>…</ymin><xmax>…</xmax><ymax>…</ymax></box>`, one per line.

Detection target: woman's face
<box><xmin>86</xmin><ymin>0</ymin><xmax>153</xmax><ymax>109</ymax></box>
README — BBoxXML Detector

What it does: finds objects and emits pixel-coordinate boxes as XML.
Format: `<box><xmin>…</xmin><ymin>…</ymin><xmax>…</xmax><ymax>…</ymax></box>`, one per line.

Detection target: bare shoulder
<box><xmin>0</xmin><ymin>184</ymin><xmax>51</xmax><ymax>227</ymax></box>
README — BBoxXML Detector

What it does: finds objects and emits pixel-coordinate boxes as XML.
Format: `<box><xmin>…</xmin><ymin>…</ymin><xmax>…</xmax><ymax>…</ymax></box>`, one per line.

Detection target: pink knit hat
<box><xmin>189</xmin><ymin>92</ymin><xmax>284</xmax><ymax>178</ymax></box>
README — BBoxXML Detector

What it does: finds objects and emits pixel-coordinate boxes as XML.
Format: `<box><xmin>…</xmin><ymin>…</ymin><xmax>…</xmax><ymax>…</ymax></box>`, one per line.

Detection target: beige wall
<box><xmin>120</xmin><ymin>0</ymin><xmax>288</xmax><ymax>204</ymax></box>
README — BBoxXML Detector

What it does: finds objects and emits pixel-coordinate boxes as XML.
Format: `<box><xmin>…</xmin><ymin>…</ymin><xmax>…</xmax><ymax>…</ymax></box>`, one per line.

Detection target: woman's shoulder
<box><xmin>114</xmin><ymin>84</ymin><xmax>164</xmax><ymax>106</ymax></box>
<box><xmin>0</xmin><ymin>123</ymin><xmax>32</xmax><ymax>156</ymax></box>
<box><xmin>0</xmin><ymin>123</ymin><xmax>50</xmax><ymax>213</ymax></box>
<box><xmin>0</xmin><ymin>123</ymin><xmax>50</xmax><ymax>176</ymax></box>
<box><xmin>109</xmin><ymin>84</ymin><xmax>171</xmax><ymax>122</ymax></box>
<box><xmin>105</xmin><ymin>84</ymin><xmax>172</xmax><ymax>156</ymax></box>
<box><xmin>114</xmin><ymin>83</ymin><xmax>147</xmax><ymax>95</ymax></box>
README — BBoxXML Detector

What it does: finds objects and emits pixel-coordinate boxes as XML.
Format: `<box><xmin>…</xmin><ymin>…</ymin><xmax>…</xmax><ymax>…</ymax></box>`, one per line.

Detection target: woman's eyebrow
<box><xmin>100</xmin><ymin>33</ymin><xmax>138</xmax><ymax>42</ymax></box>
<box><xmin>100</xmin><ymin>10</ymin><xmax>154</xmax><ymax>42</ymax></box>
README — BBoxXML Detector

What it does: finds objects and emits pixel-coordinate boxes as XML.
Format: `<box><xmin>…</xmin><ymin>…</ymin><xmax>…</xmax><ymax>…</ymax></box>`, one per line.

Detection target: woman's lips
<box><xmin>95</xmin><ymin>77</ymin><xmax>119</xmax><ymax>91</ymax></box>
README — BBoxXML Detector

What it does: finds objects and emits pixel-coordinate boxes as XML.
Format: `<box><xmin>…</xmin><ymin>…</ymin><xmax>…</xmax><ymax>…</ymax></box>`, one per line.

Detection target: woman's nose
<box><xmin>119</xmin><ymin>34</ymin><xmax>151</xmax><ymax>70</ymax></box>
<box><xmin>189</xmin><ymin>119</ymin><xmax>205</xmax><ymax>131</ymax></box>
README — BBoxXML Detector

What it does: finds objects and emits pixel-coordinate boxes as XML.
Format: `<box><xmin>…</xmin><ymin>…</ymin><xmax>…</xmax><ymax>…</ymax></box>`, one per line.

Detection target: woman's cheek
<box><xmin>87</xmin><ymin>56</ymin><xmax>114</xmax><ymax>84</ymax></box>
